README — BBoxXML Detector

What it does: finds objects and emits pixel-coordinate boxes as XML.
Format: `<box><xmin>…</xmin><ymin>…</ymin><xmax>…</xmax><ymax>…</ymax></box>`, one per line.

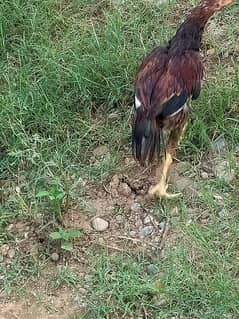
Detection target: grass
<box><xmin>0</xmin><ymin>0</ymin><xmax>239</xmax><ymax>318</ymax></box>
<box><xmin>82</xmin><ymin>255</ymin><xmax>160</xmax><ymax>318</ymax></box>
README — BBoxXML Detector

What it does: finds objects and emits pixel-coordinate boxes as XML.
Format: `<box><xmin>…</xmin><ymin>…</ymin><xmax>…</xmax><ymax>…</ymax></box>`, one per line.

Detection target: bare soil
<box><xmin>0</xmin><ymin>158</ymin><xmax>200</xmax><ymax>319</ymax></box>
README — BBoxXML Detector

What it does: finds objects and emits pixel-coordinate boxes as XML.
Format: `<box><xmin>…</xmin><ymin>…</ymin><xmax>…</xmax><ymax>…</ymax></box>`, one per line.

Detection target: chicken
<box><xmin>132</xmin><ymin>0</ymin><xmax>233</xmax><ymax>199</ymax></box>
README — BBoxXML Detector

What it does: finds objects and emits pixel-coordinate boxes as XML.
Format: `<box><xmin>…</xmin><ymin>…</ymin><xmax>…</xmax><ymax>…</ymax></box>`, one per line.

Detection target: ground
<box><xmin>0</xmin><ymin>0</ymin><xmax>239</xmax><ymax>318</ymax></box>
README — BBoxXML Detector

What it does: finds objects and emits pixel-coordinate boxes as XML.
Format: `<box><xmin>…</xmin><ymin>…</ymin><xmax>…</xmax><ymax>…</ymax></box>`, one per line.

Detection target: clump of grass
<box><xmin>157</xmin><ymin>188</ymin><xmax>239</xmax><ymax>319</ymax></box>
<box><xmin>83</xmin><ymin>255</ymin><xmax>160</xmax><ymax>318</ymax></box>
<box><xmin>0</xmin><ymin>256</ymin><xmax>41</xmax><ymax>294</ymax></box>
<box><xmin>48</xmin><ymin>266</ymin><xmax>81</xmax><ymax>288</ymax></box>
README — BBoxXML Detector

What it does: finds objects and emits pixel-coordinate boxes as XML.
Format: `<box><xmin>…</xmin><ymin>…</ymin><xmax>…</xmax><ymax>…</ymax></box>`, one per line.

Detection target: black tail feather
<box><xmin>132</xmin><ymin>109</ymin><xmax>161</xmax><ymax>165</ymax></box>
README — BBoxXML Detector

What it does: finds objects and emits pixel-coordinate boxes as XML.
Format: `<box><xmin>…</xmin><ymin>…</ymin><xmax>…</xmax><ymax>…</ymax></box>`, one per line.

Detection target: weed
<box><xmin>36</xmin><ymin>182</ymin><xmax>66</xmax><ymax>222</ymax></box>
<box><xmin>49</xmin><ymin>227</ymin><xmax>81</xmax><ymax>251</ymax></box>
<box><xmin>49</xmin><ymin>267</ymin><xmax>81</xmax><ymax>288</ymax></box>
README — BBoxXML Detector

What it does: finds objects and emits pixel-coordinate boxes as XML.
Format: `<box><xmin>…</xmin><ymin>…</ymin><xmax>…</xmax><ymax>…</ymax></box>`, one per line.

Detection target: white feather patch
<box><xmin>167</xmin><ymin>103</ymin><xmax>188</xmax><ymax>118</ymax></box>
<box><xmin>135</xmin><ymin>95</ymin><xmax>141</xmax><ymax>109</ymax></box>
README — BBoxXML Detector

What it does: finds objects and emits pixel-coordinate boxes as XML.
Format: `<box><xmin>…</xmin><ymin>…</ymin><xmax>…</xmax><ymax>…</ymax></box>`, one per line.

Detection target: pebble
<box><xmin>139</xmin><ymin>226</ymin><xmax>154</xmax><ymax>238</ymax></box>
<box><xmin>93</xmin><ymin>145</ymin><xmax>109</xmax><ymax>158</ymax></box>
<box><xmin>211</xmin><ymin>135</ymin><xmax>227</xmax><ymax>154</ymax></box>
<box><xmin>1</xmin><ymin>244</ymin><xmax>9</xmax><ymax>256</ymax></box>
<box><xmin>7</xmin><ymin>224</ymin><xmax>14</xmax><ymax>231</ymax></box>
<box><xmin>91</xmin><ymin>217</ymin><xmax>109</xmax><ymax>232</ymax></box>
<box><xmin>110</xmin><ymin>175</ymin><xmax>120</xmax><ymax>189</ymax></box>
<box><xmin>206</xmin><ymin>48</ymin><xmax>215</xmax><ymax>55</ymax></box>
<box><xmin>130</xmin><ymin>202</ymin><xmax>142</xmax><ymax>213</ymax></box>
<box><xmin>159</xmin><ymin>221</ymin><xmax>166</xmax><ymax>231</ymax></box>
<box><xmin>201</xmin><ymin>171</ymin><xmax>209</xmax><ymax>179</ymax></box>
<box><xmin>7</xmin><ymin>248</ymin><xmax>16</xmax><ymax>259</ymax></box>
<box><xmin>143</xmin><ymin>215</ymin><xmax>153</xmax><ymax>225</ymax></box>
<box><xmin>0</xmin><ymin>255</ymin><xmax>4</xmax><ymax>262</ymax></box>
<box><xmin>98</xmin><ymin>237</ymin><xmax>104</xmax><ymax>244</ymax></box>
<box><xmin>50</xmin><ymin>252</ymin><xmax>59</xmax><ymax>262</ymax></box>
<box><xmin>129</xmin><ymin>231</ymin><xmax>137</xmax><ymax>237</ymax></box>
<box><xmin>118</xmin><ymin>183</ymin><xmax>132</xmax><ymax>197</ymax></box>
<box><xmin>115</xmin><ymin>215</ymin><xmax>123</xmax><ymax>223</ymax></box>
<box><xmin>15</xmin><ymin>222</ymin><xmax>26</xmax><ymax>232</ymax></box>
<box><xmin>213</xmin><ymin>159</ymin><xmax>236</xmax><ymax>183</ymax></box>
<box><xmin>146</xmin><ymin>264</ymin><xmax>159</xmax><ymax>275</ymax></box>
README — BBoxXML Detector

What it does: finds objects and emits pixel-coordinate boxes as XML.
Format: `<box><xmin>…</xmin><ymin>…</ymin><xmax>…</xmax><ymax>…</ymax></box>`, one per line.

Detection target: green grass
<box><xmin>0</xmin><ymin>0</ymin><xmax>239</xmax><ymax>318</ymax></box>
<box><xmin>82</xmin><ymin>254</ymin><xmax>160</xmax><ymax>318</ymax></box>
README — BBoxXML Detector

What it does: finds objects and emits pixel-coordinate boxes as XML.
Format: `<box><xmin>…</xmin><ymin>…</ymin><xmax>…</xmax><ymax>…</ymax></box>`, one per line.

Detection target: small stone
<box><xmin>159</xmin><ymin>221</ymin><xmax>166</xmax><ymax>231</ymax></box>
<box><xmin>129</xmin><ymin>231</ymin><xmax>137</xmax><ymax>237</ymax></box>
<box><xmin>98</xmin><ymin>237</ymin><xmax>104</xmax><ymax>244</ymax></box>
<box><xmin>110</xmin><ymin>175</ymin><xmax>120</xmax><ymax>187</ymax></box>
<box><xmin>143</xmin><ymin>215</ymin><xmax>153</xmax><ymax>225</ymax></box>
<box><xmin>214</xmin><ymin>194</ymin><xmax>223</xmax><ymax>201</ymax></box>
<box><xmin>50</xmin><ymin>252</ymin><xmax>59</xmax><ymax>262</ymax></box>
<box><xmin>7</xmin><ymin>224</ymin><xmax>14</xmax><ymax>231</ymax></box>
<box><xmin>213</xmin><ymin>159</ymin><xmax>236</xmax><ymax>183</ymax></box>
<box><xmin>201</xmin><ymin>171</ymin><xmax>209</xmax><ymax>179</ymax></box>
<box><xmin>146</xmin><ymin>264</ymin><xmax>159</xmax><ymax>275</ymax></box>
<box><xmin>7</xmin><ymin>248</ymin><xmax>16</xmax><ymax>259</ymax></box>
<box><xmin>0</xmin><ymin>255</ymin><xmax>4</xmax><ymax>262</ymax></box>
<box><xmin>118</xmin><ymin>182</ymin><xmax>132</xmax><ymax>197</ymax></box>
<box><xmin>139</xmin><ymin>226</ymin><xmax>154</xmax><ymax>238</ymax></box>
<box><xmin>93</xmin><ymin>145</ymin><xmax>109</xmax><ymax>158</ymax></box>
<box><xmin>15</xmin><ymin>222</ymin><xmax>26</xmax><ymax>232</ymax></box>
<box><xmin>207</xmin><ymin>48</ymin><xmax>215</xmax><ymax>55</ymax></box>
<box><xmin>91</xmin><ymin>217</ymin><xmax>109</xmax><ymax>232</ymax></box>
<box><xmin>211</xmin><ymin>135</ymin><xmax>227</xmax><ymax>154</ymax></box>
<box><xmin>130</xmin><ymin>202</ymin><xmax>142</xmax><ymax>213</ymax></box>
<box><xmin>115</xmin><ymin>215</ymin><xmax>123</xmax><ymax>223</ymax></box>
<box><xmin>1</xmin><ymin>244</ymin><xmax>9</xmax><ymax>256</ymax></box>
<box><xmin>15</xmin><ymin>186</ymin><xmax>20</xmax><ymax>194</ymax></box>
<box><xmin>186</xmin><ymin>219</ymin><xmax>193</xmax><ymax>227</ymax></box>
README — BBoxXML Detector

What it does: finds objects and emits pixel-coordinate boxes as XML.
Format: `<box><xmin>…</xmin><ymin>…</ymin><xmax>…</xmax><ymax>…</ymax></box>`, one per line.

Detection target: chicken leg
<box><xmin>148</xmin><ymin>123</ymin><xmax>187</xmax><ymax>199</ymax></box>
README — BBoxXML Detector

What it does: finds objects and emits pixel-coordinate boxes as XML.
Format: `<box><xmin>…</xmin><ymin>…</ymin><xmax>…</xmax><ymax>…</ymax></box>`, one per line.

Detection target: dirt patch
<box><xmin>0</xmin><ymin>287</ymin><xmax>80</xmax><ymax>319</ymax></box>
<box><xmin>63</xmin><ymin>160</ymin><xmax>199</xmax><ymax>259</ymax></box>
<box><xmin>0</xmin><ymin>159</ymin><xmax>200</xmax><ymax>318</ymax></box>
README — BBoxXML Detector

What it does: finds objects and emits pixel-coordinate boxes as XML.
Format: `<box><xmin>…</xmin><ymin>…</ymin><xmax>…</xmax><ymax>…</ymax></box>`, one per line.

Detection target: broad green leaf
<box><xmin>61</xmin><ymin>242</ymin><xmax>73</xmax><ymax>251</ymax></box>
<box><xmin>49</xmin><ymin>232</ymin><xmax>62</xmax><ymax>240</ymax></box>
<box><xmin>36</xmin><ymin>190</ymin><xmax>49</xmax><ymax>198</ymax></box>
<box><xmin>66</xmin><ymin>229</ymin><xmax>80</xmax><ymax>239</ymax></box>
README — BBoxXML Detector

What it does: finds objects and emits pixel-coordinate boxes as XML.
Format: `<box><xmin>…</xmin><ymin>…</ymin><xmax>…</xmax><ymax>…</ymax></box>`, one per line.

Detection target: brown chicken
<box><xmin>132</xmin><ymin>0</ymin><xmax>233</xmax><ymax>199</ymax></box>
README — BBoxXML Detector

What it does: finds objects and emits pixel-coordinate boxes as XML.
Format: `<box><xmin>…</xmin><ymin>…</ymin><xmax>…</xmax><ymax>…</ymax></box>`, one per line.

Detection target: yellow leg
<box><xmin>148</xmin><ymin>151</ymin><xmax>179</xmax><ymax>199</ymax></box>
<box><xmin>148</xmin><ymin>122</ymin><xmax>187</xmax><ymax>199</ymax></box>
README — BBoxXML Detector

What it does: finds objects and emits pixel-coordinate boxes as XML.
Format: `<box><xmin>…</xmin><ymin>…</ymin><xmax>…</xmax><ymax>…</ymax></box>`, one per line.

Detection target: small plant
<box><xmin>36</xmin><ymin>183</ymin><xmax>66</xmax><ymax>221</ymax></box>
<box><xmin>49</xmin><ymin>228</ymin><xmax>80</xmax><ymax>251</ymax></box>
